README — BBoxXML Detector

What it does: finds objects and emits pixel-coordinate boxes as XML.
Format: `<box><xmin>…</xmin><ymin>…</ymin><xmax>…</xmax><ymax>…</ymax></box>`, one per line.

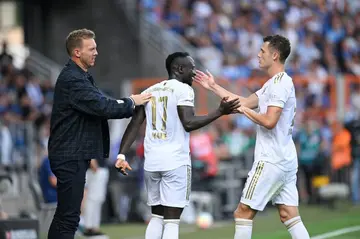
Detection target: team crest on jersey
<box><xmin>188</xmin><ymin>91</ymin><xmax>194</xmax><ymax>99</ymax></box>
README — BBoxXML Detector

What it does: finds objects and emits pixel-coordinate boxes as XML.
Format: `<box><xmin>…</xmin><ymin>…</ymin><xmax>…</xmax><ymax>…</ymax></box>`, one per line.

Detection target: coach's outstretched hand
<box><xmin>218</xmin><ymin>96</ymin><xmax>241</xmax><ymax>115</ymax></box>
<box><xmin>130</xmin><ymin>93</ymin><xmax>152</xmax><ymax>105</ymax></box>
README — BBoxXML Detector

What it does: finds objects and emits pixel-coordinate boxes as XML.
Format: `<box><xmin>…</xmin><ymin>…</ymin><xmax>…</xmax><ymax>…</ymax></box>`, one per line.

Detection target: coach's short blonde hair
<box><xmin>65</xmin><ymin>28</ymin><xmax>95</xmax><ymax>56</ymax></box>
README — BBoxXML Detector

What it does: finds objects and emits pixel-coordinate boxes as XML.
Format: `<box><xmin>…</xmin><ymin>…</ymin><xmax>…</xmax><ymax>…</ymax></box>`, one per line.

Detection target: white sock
<box><xmin>284</xmin><ymin>216</ymin><xmax>310</xmax><ymax>239</ymax></box>
<box><xmin>145</xmin><ymin>214</ymin><xmax>164</xmax><ymax>239</ymax></box>
<box><xmin>234</xmin><ymin>218</ymin><xmax>253</xmax><ymax>239</ymax></box>
<box><xmin>162</xmin><ymin>219</ymin><xmax>180</xmax><ymax>239</ymax></box>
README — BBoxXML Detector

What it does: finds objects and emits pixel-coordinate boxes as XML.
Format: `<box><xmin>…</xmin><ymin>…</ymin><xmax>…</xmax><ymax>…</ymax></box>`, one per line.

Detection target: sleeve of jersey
<box><xmin>267</xmin><ymin>81</ymin><xmax>290</xmax><ymax>109</ymax></box>
<box><xmin>177</xmin><ymin>85</ymin><xmax>195</xmax><ymax>107</ymax></box>
<box><xmin>255</xmin><ymin>85</ymin><xmax>265</xmax><ymax>97</ymax></box>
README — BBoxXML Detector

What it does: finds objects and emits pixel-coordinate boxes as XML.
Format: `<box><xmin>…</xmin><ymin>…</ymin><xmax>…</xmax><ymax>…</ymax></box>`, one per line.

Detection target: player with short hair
<box><xmin>115</xmin><ymin>52</ymin><xmax>240</xmax><ymax>239</ymax></box>
<box><xmin>194</xmin><ymin>35</ymin><xmax>310</xmax><ymax>239</ymax></box>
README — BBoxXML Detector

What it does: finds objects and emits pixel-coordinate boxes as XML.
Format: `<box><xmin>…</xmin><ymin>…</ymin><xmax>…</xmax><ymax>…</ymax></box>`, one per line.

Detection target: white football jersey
<box><xmin>254</xmin><ymin>72</ymin><xmax>298</xmax><ymax>171</ymax></box>
<box><xmin>142</xmin><ymin>79</ymin><xmax>194</xmax><ymax>172</ymax></box>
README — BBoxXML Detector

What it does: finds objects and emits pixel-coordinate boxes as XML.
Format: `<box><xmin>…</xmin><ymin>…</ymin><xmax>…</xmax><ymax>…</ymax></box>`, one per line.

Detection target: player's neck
<box><xmin>71</xmin><ymin>57</ymin><xmax>88</xmax><ymax>72</ymax></box>
<box><xmin>267</xmin><ymin>64</ymin><xmax>285</xmax><ymax>78</ymax></box>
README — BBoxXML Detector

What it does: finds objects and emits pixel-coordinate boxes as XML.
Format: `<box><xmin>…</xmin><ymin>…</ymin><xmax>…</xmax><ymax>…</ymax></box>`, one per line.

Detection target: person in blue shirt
<box><xmin>39</xmin><ymin>156</ymin><xmax>57</xmax><ymax>203</ymax></box>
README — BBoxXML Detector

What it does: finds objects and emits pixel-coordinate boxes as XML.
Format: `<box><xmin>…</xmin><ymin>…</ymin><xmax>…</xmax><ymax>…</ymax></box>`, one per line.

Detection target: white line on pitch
<box><xmin>311</xmin><ymin>226</ymin><xmax>360</xmax><ymax>239</ymax></box>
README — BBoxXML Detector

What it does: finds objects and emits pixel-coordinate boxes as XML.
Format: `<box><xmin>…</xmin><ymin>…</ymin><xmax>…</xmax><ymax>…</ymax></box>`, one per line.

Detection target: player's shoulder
<box><xmin>167</xmin><ymin>79</ymin><xmax>194</xmax><ymax>93</ymax></box>
<box><xmin>142</xmin><ymin>81</ymin><xmax>166</xmax><ymax>94</ymax></box>
<box><xmin>271</xmin><ymin>72</ymin><xmax>293</xmax><ymax>87</ymax></box>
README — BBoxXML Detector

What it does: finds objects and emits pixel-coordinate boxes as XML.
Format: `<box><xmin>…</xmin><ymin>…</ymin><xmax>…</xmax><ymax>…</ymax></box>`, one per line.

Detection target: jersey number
<box><xmin>151</xmin><ymin>96</ymin><xmax>168</xmax><ymax>131</ymax></box>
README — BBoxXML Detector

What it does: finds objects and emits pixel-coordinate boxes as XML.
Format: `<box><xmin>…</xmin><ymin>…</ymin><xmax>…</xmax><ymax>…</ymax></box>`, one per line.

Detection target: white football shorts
<box><xmin>144</xmin><ymin>165</ymin><xmax>191</xmax><ymax>208</ymax></box>
<box><xmin>240</xmin><ymin>160</ymin><xmax>299</xmax><ymax>211</ymax></box>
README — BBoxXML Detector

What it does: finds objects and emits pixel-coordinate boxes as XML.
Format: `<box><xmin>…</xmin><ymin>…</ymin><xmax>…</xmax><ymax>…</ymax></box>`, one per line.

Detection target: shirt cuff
<box><xmin>129</xmin><ymin>97</ymin><xmax>135</xmax><ymax>109</ymax></box>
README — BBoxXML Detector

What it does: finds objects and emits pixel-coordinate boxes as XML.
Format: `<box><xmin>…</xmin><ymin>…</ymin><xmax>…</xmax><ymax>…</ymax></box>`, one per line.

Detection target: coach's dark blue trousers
<box><xmin>48</xmin><ymin>159</ymin><xmax>90</xmax><ymax>239</ymax></box>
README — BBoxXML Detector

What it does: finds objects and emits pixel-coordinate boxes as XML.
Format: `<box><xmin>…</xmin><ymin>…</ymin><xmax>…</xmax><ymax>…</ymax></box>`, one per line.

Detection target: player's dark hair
<box><xmin>165</xmin><ymin>52</ymin><xmax>190</xmax><ymax>76</ymax></box>
<box><xmin>263</xmin><ymin>35</ymin><xmax>291</xmax><ymax>64</ymax></box>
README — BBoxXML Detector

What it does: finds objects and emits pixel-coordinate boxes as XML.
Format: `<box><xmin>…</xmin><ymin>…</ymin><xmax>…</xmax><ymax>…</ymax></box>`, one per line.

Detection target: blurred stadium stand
<box><xmin>0</xmin><ymin>0</ymin><xmax>359</xmax><ymax>237</ymax></box>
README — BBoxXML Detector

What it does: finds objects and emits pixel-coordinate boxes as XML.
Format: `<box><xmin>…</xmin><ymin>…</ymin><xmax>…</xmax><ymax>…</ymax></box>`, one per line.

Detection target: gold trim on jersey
<box><xmin>186</xmin><ymin>166</ymin><xmax>191</xmax><ymax>201</ymax></box>
<box><xmin>245</xmin><ymin>161</ymin><xmax>265</xmax><ymax>200</ymax></box>
<box><xmin>273</xmin><ymin>73</ymin><xmax>284</xmax><ymax>84</ymax></box>
<box><xmin>150</xmin><ymin>96</ymin><xmax>169</xmax><ymax>132</ymax></box>
<box><xmin>159</xmin><ymin>96</ymin><xmax>168</xmax><ymax>131</ymax></box>
<box><xmin>150</xmin><ymin>97</ymin><xmax>156</xmax><ymax>130</ymax></box>
<box><xmin>152</xmin><ymin>132</ymin><xmax>167</xmax><ymax>139</ymax></box>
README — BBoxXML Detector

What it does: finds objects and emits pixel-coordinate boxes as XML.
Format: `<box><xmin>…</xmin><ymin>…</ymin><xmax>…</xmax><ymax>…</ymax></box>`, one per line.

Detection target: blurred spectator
<box><xmin>345</xmin><ymin>117</ymin><xmax>360</xmax><ymax>205</ymax></box>
<box><xmin>297</xmin><ymin>120</ymin><xmax>323</xmax><ymax>203</ymax></box>
<box><xmin>0</xmin><ymin>115</ymin><xmax>13</xmax><ymax>166</ymax></box>
<box><xmin>0</xmin><ymin>41</ymin><xmax>13</xmax><ymax>75</ymax></box>
<box><xmin>331</xmin><ymin>122</ymin><xmax>351</xmax><ymax>183</ymax></box>
<box><xmin>190</xmin><ymin>129</ymin><xmax>218</xmax><ymax>179</ymax></box>
<box><xmin>39</xmin><ymin>156</ymin><xmax>57</xmax><ymax>203</ymax></box>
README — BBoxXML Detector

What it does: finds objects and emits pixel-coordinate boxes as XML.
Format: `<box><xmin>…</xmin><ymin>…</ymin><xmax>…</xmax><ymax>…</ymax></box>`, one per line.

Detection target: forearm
<box><xmin>118</xmin><ymin>122</ymin><xmax>139</xmax><ymax>155</ymax></box>
<box><xmin>242</xmin><ymin>108</ymin><xmax>270</xmax><ymax>128</ymax></box>
<box><xmin>118</xmin><ymin>106</ymin><xmax>145</xmax><ymax>154</ymax></box>
<box><xmin>183</xmin><ymin>109</ymin><xmax>222</xmax><ymax>132</ymax></box>
<box><xmin>211</xmin><ymin>84</ymin><xmax>245</xmax><ymax>101</ymax></box>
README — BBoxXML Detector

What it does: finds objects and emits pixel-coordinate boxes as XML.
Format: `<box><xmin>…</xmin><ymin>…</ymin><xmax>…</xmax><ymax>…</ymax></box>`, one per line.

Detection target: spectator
<box><xmin>331</xmin><ymin>122</ymin><xmax>352</xmax><ymax>183</ymax></box>
<box><xmin>0</xmin><ymin>41</ymin><xmax>13</xmax><ymax>72</ymax></box>
<box><xmin>297</xmin><ymin>120</ymin><xmax>323</xmax><ymax>203</ymax></box>
<box><xmin>39</xmin><ymin>156</ymin><xmax>57</xmax><ymax>204</ymax></box>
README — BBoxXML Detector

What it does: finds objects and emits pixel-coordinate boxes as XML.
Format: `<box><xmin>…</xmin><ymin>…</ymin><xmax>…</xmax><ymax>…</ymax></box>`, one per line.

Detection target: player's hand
<box><xmin>130</xmin><ymin>93</ymin><xmax>152</xmax><ymax>105</ymax></box>
<box><xmin>218</xmin><ymin>96</ymin><xmax>241</xmax><ymax>115</ymax></box>
<box><xmin>194</xmin><ymin>69</ymin><xmax>217</xmax><ymax>90</ymax></box>
<box><xmin>238</xmin><ymin>105</ymin><xmax>248</xmax><ymax>114</ymax></box>
<box><xmin>90</xmin><ymin>159</ymin><xmax>99</xmax><ymax>172</ymax></box>
<box><xmin>115</xmin><ymin>158</ymin><xmax>132</xmax><ymax>176</ymax></box>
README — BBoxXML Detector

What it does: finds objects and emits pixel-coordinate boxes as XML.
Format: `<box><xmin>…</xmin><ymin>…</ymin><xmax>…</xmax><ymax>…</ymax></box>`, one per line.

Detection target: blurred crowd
<box><xmin>140</xmin><ymin>0</ymin><xmax>360</xmax><ymax>110</ymax></box>
<box><xmin>141</xmin><ymin>0</ymin><xmax>360</xmax><ymax>76</ymax></box>
<box><xmin>0</xmin><ymin>41</ymin><xmax>53</xmax><ymax>170</ymax></box>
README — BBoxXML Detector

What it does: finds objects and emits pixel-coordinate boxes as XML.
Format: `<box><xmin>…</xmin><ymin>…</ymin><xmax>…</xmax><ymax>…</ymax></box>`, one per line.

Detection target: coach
<box><xmin>47</xmin><ymin>29</ymin><xmax>151</xmax><ymax>239</ymax></box>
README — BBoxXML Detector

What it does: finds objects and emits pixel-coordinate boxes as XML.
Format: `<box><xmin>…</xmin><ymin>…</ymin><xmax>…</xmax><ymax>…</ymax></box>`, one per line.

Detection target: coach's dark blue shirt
<box><xmin>48</xmin><ymin>59</ymin><xmax>134</xmax><ymax>162</ymax></box>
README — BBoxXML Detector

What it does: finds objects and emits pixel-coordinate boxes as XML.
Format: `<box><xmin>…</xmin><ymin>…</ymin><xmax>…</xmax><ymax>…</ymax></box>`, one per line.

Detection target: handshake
<box><xmin>217</xmin><ymin>96</ymin><xmax>242</xmax><ymax>115</ymax></box>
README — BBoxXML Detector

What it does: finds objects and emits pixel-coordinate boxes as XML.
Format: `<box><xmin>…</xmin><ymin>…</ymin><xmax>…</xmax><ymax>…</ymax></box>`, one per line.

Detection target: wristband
<box><xmin>117</xmin><ymin>154</ymin><xmax>126</xmax><ymax>161</ymax></box>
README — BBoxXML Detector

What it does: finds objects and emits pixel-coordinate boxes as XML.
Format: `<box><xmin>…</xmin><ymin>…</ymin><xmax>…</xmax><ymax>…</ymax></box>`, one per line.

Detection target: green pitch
<box><xmin>100</xmin><ymin>203</ymin><xmax>360</xmax><ymax>239</ymax></box>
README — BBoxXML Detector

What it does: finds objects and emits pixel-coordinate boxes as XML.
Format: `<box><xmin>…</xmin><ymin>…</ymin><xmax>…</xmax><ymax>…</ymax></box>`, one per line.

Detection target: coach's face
<box><xmin>258</xmin><ymin>42</ymin><xmax>273</xmax><ymax>69</ymax></box>
<box><xmin>76</xmin><ymin>38</ymin><xmax>98</xmax><ymax>69</ymax></box>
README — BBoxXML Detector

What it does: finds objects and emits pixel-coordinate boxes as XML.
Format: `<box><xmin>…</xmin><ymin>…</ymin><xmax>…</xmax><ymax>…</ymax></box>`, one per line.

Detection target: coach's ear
<box><xmin>74</xmin><ymin>48</ymin><xmax>82</xmax><ymax>59</ymax></box>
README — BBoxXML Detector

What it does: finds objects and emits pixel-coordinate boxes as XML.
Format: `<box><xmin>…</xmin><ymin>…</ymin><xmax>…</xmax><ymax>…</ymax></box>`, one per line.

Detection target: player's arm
<box><xmin>212</xmin><ymin>84</ymin><xmax>259</xmax><ymax>109</ymax></box>
<box><xmin>194</xmin><ymin>70</ymin><xmax>259</xmax><ymax>109</ymax></box>
<box><xmin>177</xmin><ymin>97</ymin><xmax>240</xmax><ymax>132</ymax></box>
<box><xmin>115</xmin><ymin>105</ymin><xmax>146</xmax><ymax>175</ymax></box>
<box><xmin>240</xmin><ymin>106</ymin><xmax>282</xmax><ymax>130</ymax></box>
<box><xmin>240</xmin><ymin>81</ymin><xmax>289</xmax><ymax>130</ymax></box>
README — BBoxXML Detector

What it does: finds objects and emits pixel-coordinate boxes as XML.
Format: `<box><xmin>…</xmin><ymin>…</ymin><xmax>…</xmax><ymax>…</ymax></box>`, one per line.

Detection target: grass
<box><xmin>98</xmin><ymin>203</ymin><xmax>360</xmax><ymax>239</ymax></box>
